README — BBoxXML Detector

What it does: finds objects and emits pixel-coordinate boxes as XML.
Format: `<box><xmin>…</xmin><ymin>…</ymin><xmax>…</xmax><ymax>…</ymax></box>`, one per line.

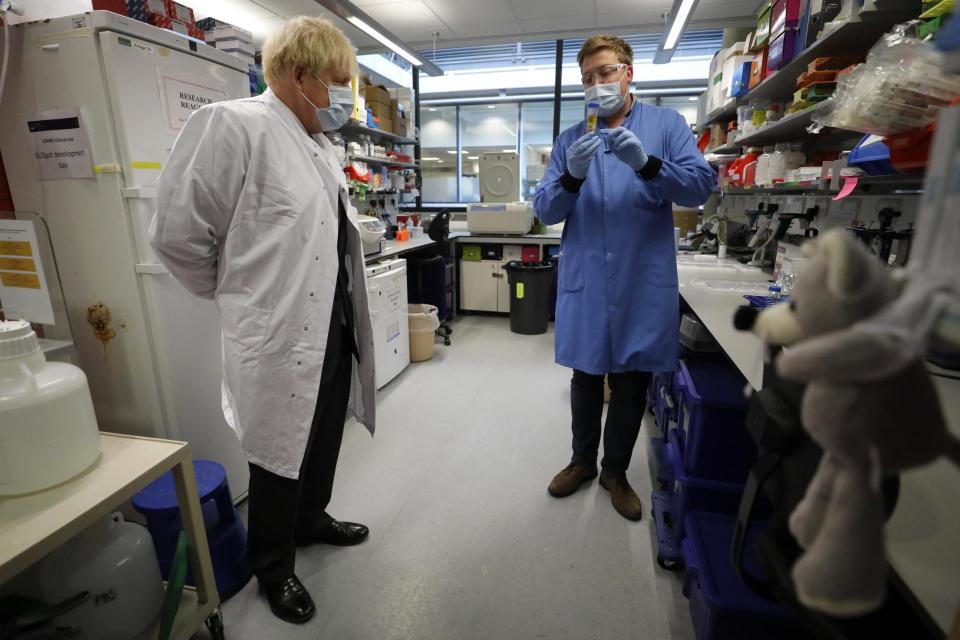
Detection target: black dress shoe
<box><xmin>297</xmin><ymin>518</ymin><xmax>369</xmax><ymax>547</ymax></box>
<box><xmin>261</xmin><ymin>576</ymin><xmax>315</xmax><ymax>624</ymax></box>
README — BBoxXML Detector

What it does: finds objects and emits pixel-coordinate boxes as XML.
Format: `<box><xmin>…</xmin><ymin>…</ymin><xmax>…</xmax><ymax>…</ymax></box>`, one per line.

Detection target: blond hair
<box><xmin>577</xmin><ymin>35</ymin><xmax>633</xmax><ymax>67</ymax></box>
<box><xmin>262</xmin><ymin>16</ymin><xmax>356</xmax><ymax>85</ymax></box>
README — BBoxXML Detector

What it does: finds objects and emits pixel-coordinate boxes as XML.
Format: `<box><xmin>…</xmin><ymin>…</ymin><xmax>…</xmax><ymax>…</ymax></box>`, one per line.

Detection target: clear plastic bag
<box><xmin>810</xmin><ymin>21</ymin><xmax>960</xmax><ymax>135</ymax></box>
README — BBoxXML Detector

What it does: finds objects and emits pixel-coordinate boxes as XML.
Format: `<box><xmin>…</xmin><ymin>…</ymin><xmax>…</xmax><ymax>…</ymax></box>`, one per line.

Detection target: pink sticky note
<box><xmin>833</xmin><ymin>176</ymin><xmax>859</xmax><ymax>200</ymax></box>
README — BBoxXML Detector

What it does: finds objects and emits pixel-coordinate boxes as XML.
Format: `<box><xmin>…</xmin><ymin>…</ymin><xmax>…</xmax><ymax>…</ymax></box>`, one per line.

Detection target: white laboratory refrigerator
<box><xmin>0</xmin><ymin>12</ymin><xmax>252</xmax><ymax>494</ymax></box>
<box><xmin>365</xmin><ymin>258</ymin><xmax>410</xmax><ymax>389</ymax></box>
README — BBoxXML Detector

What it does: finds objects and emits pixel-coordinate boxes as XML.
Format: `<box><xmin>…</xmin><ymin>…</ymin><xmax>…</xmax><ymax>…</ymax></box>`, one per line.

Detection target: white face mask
<box><xmin>585</xmin><ymin>80</ymin><xmax>626</xmax><ymax>117</ymax></box>
<box><xmin>302</xmin><ymin>75</ymin><xmax>354</xmax><ymax>131</ymax></box>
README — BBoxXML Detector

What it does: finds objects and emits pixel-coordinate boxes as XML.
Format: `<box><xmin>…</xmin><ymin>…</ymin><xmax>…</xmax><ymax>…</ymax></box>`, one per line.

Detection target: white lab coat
<box><xmin>149</xmin><ymin>88</ymin><xmax>376</xmax><ymax>480</ymax></box>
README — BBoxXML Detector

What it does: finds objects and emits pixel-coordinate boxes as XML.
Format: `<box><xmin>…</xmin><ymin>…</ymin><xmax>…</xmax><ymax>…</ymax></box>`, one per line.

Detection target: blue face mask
<box><xmin>302</xmin><ymin>75</ymin><xmax>354</xmax><ymax>132</ymax></box>
<box><xmin>585</xmin><ymin>80</ymin><xmax>626</xmax><ymax>117</ymax></box>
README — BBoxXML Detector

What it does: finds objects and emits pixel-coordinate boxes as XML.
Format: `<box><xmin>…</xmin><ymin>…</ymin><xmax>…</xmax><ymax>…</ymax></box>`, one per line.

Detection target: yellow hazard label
<box><xmin>517</xmin><ymin>283</ymin><xmax>525</xmax><ymax>299</ymax></box>
<box><xmin>0</xmin><ymin>257</ymin><xmax>36</xmax><ymax>272</ymax></box>
<box><xmin>1</xmin><ymin>272</ymin><xmax>41</xmax><ymax>289</ymax></box>
<box><xmin>0</xmin><ymin>241</ymin><xmax>32</xmax><ymax>257</ymax></box>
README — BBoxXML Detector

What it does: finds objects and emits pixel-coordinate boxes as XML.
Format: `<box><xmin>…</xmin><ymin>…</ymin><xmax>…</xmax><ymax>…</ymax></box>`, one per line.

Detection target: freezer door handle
<box><xmin>122</xmin><ymin>187</ymin><xmax>158</xmax><ymax>199</ymax></box>
<box><xmin>136</xmin><ymin>263</ymin><xmax>169</xmax><ymax>275</ymax></box>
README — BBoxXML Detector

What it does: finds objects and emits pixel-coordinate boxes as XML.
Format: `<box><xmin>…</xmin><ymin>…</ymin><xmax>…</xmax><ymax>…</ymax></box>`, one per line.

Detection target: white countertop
<box><xmin>365</xmin><ymin>236</ymin><xmax>437</xmax><ymax>263</ymax></box>
<box><xmin>449</xmin><ymin>231</ymin><xmax>562</xmax><ymax>243</ymax></box>
<box><xmin>676</xmin><ymin>255</ymin><xmax>772</xmax><ymax>390</ymax></box>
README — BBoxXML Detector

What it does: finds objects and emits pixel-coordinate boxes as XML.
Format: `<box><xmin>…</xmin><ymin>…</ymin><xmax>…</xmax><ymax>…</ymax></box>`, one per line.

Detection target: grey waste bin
<box><xmin>504</xmin><ymin>261</ymin><xmax>557</xmax><ymax>335</ymax></box>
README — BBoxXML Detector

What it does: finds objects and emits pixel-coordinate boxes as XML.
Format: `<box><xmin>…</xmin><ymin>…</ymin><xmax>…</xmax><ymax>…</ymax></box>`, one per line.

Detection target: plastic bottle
<box><xmin>769</xmin><ymin>142</ymin><xmax>790</xmax><ymax>184</ymax></box>
<box><xmin>768</xmin><ymin>284</ymin><xmax>783</xmax><ymax>301</ymax></box>
<box><xmin>586</xmin><ymin>102</ymin><xmax>600</xmax><ymax>134</ymax></box>
<box><xmin>756</xmin><ymin>145</ymin><xmax>775</xmax><ymax>187</ymax></box>
<box><xmin>0</xmin><ymin>320</ymin><xmax>101</xmax><ymax>496</ymax></box>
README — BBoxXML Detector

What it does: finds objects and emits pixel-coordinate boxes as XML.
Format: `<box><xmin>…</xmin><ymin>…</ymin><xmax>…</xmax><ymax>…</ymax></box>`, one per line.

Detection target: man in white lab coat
<box><xmin>149</xmin><ymin>16</ymin><xmax>376</xmax><ymax>624</ymax></box>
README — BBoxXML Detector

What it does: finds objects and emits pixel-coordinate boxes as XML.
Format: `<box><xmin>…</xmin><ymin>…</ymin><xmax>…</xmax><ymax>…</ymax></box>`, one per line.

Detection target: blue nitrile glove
<box><xmin>565</xmin><ymin>133</ymin><xmax>603</xmax><ymax>179</ymax></box>
<box><xmin>604</xmin><ymin>126</ymin><xmax>649</xmax><ymax>171</ymax></box>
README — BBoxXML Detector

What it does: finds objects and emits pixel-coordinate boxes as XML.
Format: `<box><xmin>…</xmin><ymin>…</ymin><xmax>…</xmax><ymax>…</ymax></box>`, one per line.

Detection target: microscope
<box><xmin>847</xmin><ymin>208</ymin><xmax>914</xmax><ymax>265</ymax></box>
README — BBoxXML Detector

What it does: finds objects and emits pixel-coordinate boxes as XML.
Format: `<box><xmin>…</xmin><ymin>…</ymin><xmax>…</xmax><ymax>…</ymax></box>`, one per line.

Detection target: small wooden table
<box><xmin>0</xmin><ymin>432</ymin><xmax>222</xmax><ymax>639</ymax></box>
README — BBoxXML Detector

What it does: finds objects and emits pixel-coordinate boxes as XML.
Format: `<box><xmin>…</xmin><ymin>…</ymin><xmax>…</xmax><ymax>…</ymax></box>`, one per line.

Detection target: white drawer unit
<box><xmin>365</xmin><ymin>258</ymin><xmax>410</xmax><ymax>389</ymax></box>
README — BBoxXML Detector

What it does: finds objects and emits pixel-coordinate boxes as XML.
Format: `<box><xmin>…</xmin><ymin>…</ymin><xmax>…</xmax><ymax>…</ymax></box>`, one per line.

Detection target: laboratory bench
<box><xmin>0</xmin><ymin>432</ymin><xmax>221</xmax><ymax>639</ymax></box>
<box><xmin>672</xmin><ymin>255</ymin><xmax>960</xmax><ymax>633</ymax></box>
<box><xmin>364</xmin><ymin>236</ymin><xmax>438</xmax><ymax>264</ymax></box>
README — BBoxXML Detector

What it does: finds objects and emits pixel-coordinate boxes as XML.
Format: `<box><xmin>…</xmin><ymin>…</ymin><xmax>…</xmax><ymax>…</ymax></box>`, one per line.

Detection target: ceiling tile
<box><xmin>422</xmin><ymin>0</ymin><xmax>517</xmax><ymax>25</ymax></box>
<box><xmin>595</xmin><ymin>9</ymin><xmax>665</xmax><ymax>29</ymax></box>
<box><xmin>509</xmin><ymin>0</ymin><xmax>591</xmax><ymax>20</ymax></box>
<box><xmin>389</xmin><ymin>26</ymin><xmax>458</xmax><ymax>44</ymax></box>
<box><xmin>516</xmin><ymin>14</ymin><xmax>597</xmax><ymax>33</ymax></box>
<box><xmin>358</xmin><ymin>0</ymin><xmax>447</xmax><ymax>30</ymax></box>
<box><xmin>596</xmin><ymin>0</ymin><xmax>670</xmax><ymax>12</ymax></box>
<box><xmin>449</xmin><ymin>21</ymin><xmax>525</xmax><ymax>38</ymax></box>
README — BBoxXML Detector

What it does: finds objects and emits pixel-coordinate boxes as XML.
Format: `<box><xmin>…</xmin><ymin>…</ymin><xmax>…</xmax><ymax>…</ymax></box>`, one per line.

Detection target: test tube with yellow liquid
<box><xmin>585</xmin><ymin>102</ymin><xmax>600</xmax><ymax>134</ymax></box>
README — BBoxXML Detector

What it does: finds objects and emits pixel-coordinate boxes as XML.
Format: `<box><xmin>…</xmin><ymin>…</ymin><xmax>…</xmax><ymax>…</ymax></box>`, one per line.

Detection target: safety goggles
<box><xmin>580</xmin><ymin>63</ymin><xmax>628</xmax><ymax>87</ymax></box>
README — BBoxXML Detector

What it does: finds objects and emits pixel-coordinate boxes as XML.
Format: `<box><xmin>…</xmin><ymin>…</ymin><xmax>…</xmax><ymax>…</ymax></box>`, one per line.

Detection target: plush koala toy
<box><xmin>734</xmin><ymin>229</ymin><xmax>960</xmax><ymax>617</ymax></box>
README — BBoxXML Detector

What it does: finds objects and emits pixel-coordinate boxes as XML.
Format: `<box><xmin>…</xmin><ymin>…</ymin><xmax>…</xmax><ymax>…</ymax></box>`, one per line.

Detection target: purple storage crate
<box><xmin>768</xmin><ymin>29</ymin><xmax>799</xmax><ymax>71</ymax></box>
<box><xmin>676</xmin><ymin>359</ymin><xmax>755</xmax><ymax>483</ymax></box>
<box><xmin>654</xmin><ymin>374</ymin><xmax>677</xmax><ymax>434</ymax></box>
<box><xmin>650</xmin><ymin>436</ymin><xmax>674</xmax><ymax>488</ymax></box>
<box><xmin>682</xmin><ymin>512</ymin><xmax>799</xmax><ymax>640</ymax></box>
<box><xmin>670</xmin><ymin>431</ymin><xmax>746</xmax><ymax>519</ymax></box>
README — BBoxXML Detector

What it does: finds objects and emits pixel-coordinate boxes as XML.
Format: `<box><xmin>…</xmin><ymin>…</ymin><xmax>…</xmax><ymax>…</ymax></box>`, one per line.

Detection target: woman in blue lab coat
<box><xmin>534</xmin><ymin>35</ymin><xmax>714</xmax><ymax>521</ymax></box>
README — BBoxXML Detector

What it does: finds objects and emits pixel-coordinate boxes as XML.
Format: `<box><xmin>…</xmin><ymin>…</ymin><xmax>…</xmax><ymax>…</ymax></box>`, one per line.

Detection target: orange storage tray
<box><xmin>887</xmin><ymin>124</ymin><xmax>936</xmax><ymax>172</ymax></box>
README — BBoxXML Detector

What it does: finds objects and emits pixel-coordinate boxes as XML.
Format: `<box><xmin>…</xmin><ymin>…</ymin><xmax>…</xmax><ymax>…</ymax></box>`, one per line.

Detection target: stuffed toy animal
<box><xmin>734</xmin><ymin>229</ymin><xmax>960</xmax><ymax>617</ymax></box>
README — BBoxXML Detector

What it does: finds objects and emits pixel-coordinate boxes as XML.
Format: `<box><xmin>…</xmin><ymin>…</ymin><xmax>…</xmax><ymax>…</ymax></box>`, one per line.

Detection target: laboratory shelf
<box><xmin>702</xmin><ymin>100</ymin><xmax>739</xmax><ymax>127</ymax></box>
<box><xmin>341</xmin><ymin>121</ymin><xmax>417</xmax><ymax>145</ymax></box>
<box><xmin>349</xmin><ymin>154</ymin><xmax>419</xmax><ymax>169</ymax></box>
<box><xmin>703</xmin><ymin>10</ymin><xmax>918</xmax><ymax>123</ymax></box>
<box><xmin>745</xmin><ymin>17</ymin><xmax>911</xmax><ymax>103</ymax></box>
<box><xmin>706</xmin><ymin>144</ymin><xmax>742</xmax><ymax>155</ymax></box>
<box><xmin>733</xmin><ymin>106</ymin><xmax>818</xmax><ymax>147</ymax></box>
<box><xmin>721</xmin><ymin>174</ymin><xmax>925</xmax><ymax>196</ymax></box>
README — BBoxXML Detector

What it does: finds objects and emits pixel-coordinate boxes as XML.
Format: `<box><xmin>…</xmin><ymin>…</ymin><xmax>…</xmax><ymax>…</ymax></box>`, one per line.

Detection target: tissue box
<box><xmin>731</xmin><ymin>60</ymin><xmax>753</xmax><ymax>97</ymax></box>
<box><xmin>167</xmin><ymin>0</ymin><xmax>194</xmax><ymax>25</ymax></box>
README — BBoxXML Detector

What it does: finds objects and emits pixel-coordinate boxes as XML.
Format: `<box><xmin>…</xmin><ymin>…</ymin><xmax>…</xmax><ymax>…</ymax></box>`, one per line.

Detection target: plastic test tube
<box><xmin>586</xmin><ymin>102</ymin><xmax>600</xmax><ymax>134</ymax></box>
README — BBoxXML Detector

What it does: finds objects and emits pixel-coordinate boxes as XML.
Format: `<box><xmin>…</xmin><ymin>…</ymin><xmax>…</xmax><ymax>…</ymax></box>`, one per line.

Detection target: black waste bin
<box><xmin>504</xmin><ymin>261</ymin><xmax>557</xmax><ymax>335</ymax></box>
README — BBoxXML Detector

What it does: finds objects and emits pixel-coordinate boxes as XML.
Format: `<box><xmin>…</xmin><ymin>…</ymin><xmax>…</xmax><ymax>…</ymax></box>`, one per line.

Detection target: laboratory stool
<box><xmin>132</xmin><ymin>459</ymin><xmax>251</xmax><ymax>600</ymax></box>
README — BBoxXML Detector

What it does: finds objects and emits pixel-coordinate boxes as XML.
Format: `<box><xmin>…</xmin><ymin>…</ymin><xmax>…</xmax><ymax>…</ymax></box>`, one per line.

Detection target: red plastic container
<box><xmin>887</xmin><ymin>124</ymin><xmax>935</xmax><ymax>172</ymax></box>
<box><xmin>521</xmin><ymin>245</ymin><xmax>540</xmax><ymax>263</ymax></box>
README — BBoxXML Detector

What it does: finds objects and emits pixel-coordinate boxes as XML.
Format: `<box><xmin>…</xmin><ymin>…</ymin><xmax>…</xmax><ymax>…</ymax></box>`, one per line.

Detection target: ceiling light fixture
<box><xmin>446</xmin><ymin>150</ymin><xmax>458</xmax><ymax>154</ymax></box>
<box><xmin>313</xmin><ymin>0</ymin><xmax>443</xmax><ymax>75</ymax></box>
<box><xmin>502</xmin><ymin>149</ymin><xmax>516</xmax><ymax>153</ymax></box>
<box><xmin>467</xmin><ymin>156</ymin><xmax>479</xmax><ymax>160</ymax></box>
<box><xmin>654</xmin><ymin>0</ymin><xmax>700</xmax><ymax>64</ymax></box>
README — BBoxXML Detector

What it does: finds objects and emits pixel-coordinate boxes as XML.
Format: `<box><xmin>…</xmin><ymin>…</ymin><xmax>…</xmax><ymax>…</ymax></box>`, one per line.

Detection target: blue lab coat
<box><xmin>534</xmin><ymin>102</ymin><xmax>714</xmax><ymax>374</ymax></box>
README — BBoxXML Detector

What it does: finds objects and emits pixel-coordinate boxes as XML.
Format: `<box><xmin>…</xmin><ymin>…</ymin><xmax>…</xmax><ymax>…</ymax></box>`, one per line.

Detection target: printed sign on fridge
<box><xmin>27</xmin><ymin>109</ymin><xmax>94</xmax><ymax>179</ymax></box>
<box><xmin>158</xmin><ymin>69</ymin><xmax>229</xmax><ymax>134</ymax></box>
<box><xmin>0</xmin><ymin>220</ymin><xmax>55</xmax><ymax>325</ymax></box>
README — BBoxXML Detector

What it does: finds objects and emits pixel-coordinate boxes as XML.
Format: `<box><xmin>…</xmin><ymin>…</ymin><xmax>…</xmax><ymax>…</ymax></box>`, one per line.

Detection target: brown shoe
<box><xmin>600</xmin><ymin>472</ymin><xmax>643</xmax><ymax>521</ymax></box>
<box><xmin>548</xmin><ymin>463</ymin><xmax>598</xmax><ymax>497</ymax></box>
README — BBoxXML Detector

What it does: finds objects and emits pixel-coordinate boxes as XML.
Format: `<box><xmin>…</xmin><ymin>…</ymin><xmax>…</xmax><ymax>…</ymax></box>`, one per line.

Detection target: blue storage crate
<box><xmin>653</xmin><ymin>371</ymin><xmax>677</xmax><ymax>434</ymax></box>
<box><xmin>675</xmin><ymin>359</ymin><xmax>755</xmax><ymax>483</ymax></box>
<box><xmin>669</xmin><ymin>431</ymin><xmax>746</xmax><ymax>520</ymax></box>
<box><xmin>651</xmin><ymin>432</ymin><xmax>747</xmax><ymax>571</ymax></box>
<box><xmin>682</xmin><ymin>512</ymin><xmax>800</xmax><ymax>640</ymax></box>
<box><xmin>849</xmin><ymin>134</ymin><xmax>899</xmax><ymax>176</ymax></box>
<box><xmin>650</xmin><ymin>435</ymin><xmax>674</xmax><ymax>488</ymax></box>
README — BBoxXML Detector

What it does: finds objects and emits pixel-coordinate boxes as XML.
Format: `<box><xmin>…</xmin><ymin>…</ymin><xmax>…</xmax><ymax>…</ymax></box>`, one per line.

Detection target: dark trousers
<box><xmin>570</xmin><ymin>370</ymin><xmax>652</xmax><ymax>476</ymax></box>
<box><xmin>246</xmin><ymin>331</ymin><xmax>354</xmax><ymax>586</ymax></box>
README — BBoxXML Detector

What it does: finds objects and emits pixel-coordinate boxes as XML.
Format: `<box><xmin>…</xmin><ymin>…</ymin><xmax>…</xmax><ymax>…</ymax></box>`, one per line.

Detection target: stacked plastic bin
<box><xmin>682</xmin><ymin>512</ymin><xmax>802</xmax><ymax>640</ymax></box>
<box><xmin>651</xmin><ymin>357</ymin><xmax>756</xmax><ymax>570</ymax></box>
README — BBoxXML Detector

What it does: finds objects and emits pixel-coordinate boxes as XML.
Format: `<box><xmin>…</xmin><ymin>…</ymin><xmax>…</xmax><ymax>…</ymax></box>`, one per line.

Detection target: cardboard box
<box><xmin>93</xmin><ymin>0</ymin><xmax>129</xmax><ymax>16</ymax></box>
<box><xmin>167</xmin><ymin>0</ymin><xmax>194</xmax><ymax>25</ymax></box>
<box><xmin>749</xmin><ymin>48</ymin><xmax>769</xmax><ymax>89</ymax></box>
<box><xmin>768</xmin><ymin>30</ymin><xmax>800</xmax><ymax>71</ymax></box>
<box><xmin>149</xmin><ymin>14</ymin><xmax>189</xmax><ymax>35</ymax></box>
<box><xmin>207</xmin><ymin>25</ymin><xmax>254</xmax><ymax>44</ymax></box>
<box><xmin>771</xmin><ymin>0</ymin><xmax>803</xmax><ymax>40</ymax></box>
<box><xmin>368</xmin><ymin>100</ymin><xmax>392</xmax><ymax>121</ymax></box>
<box><xmin>187</xmin><ymin>25</ymin><xmax>205</xmax><ymax>41</ymax></box>
<box><xmin>146</xmin><ymin>0</ymin><xmax>168</xmax><ymax>16</ymax></box>
<box><xmin>376</xmin><ymin>116</ymin><xmax>393</xmax><ymax>133</ymax></box>
<box><xmin>731</xmin><ymin>59</ymin><xmax>753</xmax><ymax>97</ymax></box>
<box><xmin>707</xmin><ymin>50</ymin><xmax>723</xmax><ymax>113</ymax></box>
<box><xmin>756</xmin><ymin>1</ymin><xmax>773</xmax><ymax>48</ymax></box>
<box><xmin>389</xmin><ymin>87</ymin><xmax>414</xmax><ymax>102</ymax></box>
<box><xmin>722</xmin><ymin>54</ymin><xmax>755</xmax><ymax>102</ymax></box>
<box><xmin>215</xmin><ymin>39</ymin><xmax>255</xmax><ymax>55</ymax></box>
<box><xmin>364</xmin><ymin>84</ymin><xmax>391</xmax><ymax>109</ymax></box>
<box><xmin>393</xmin><ymin>114</ymin><xmax>407</xmax><ymax>136</ymax></box>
